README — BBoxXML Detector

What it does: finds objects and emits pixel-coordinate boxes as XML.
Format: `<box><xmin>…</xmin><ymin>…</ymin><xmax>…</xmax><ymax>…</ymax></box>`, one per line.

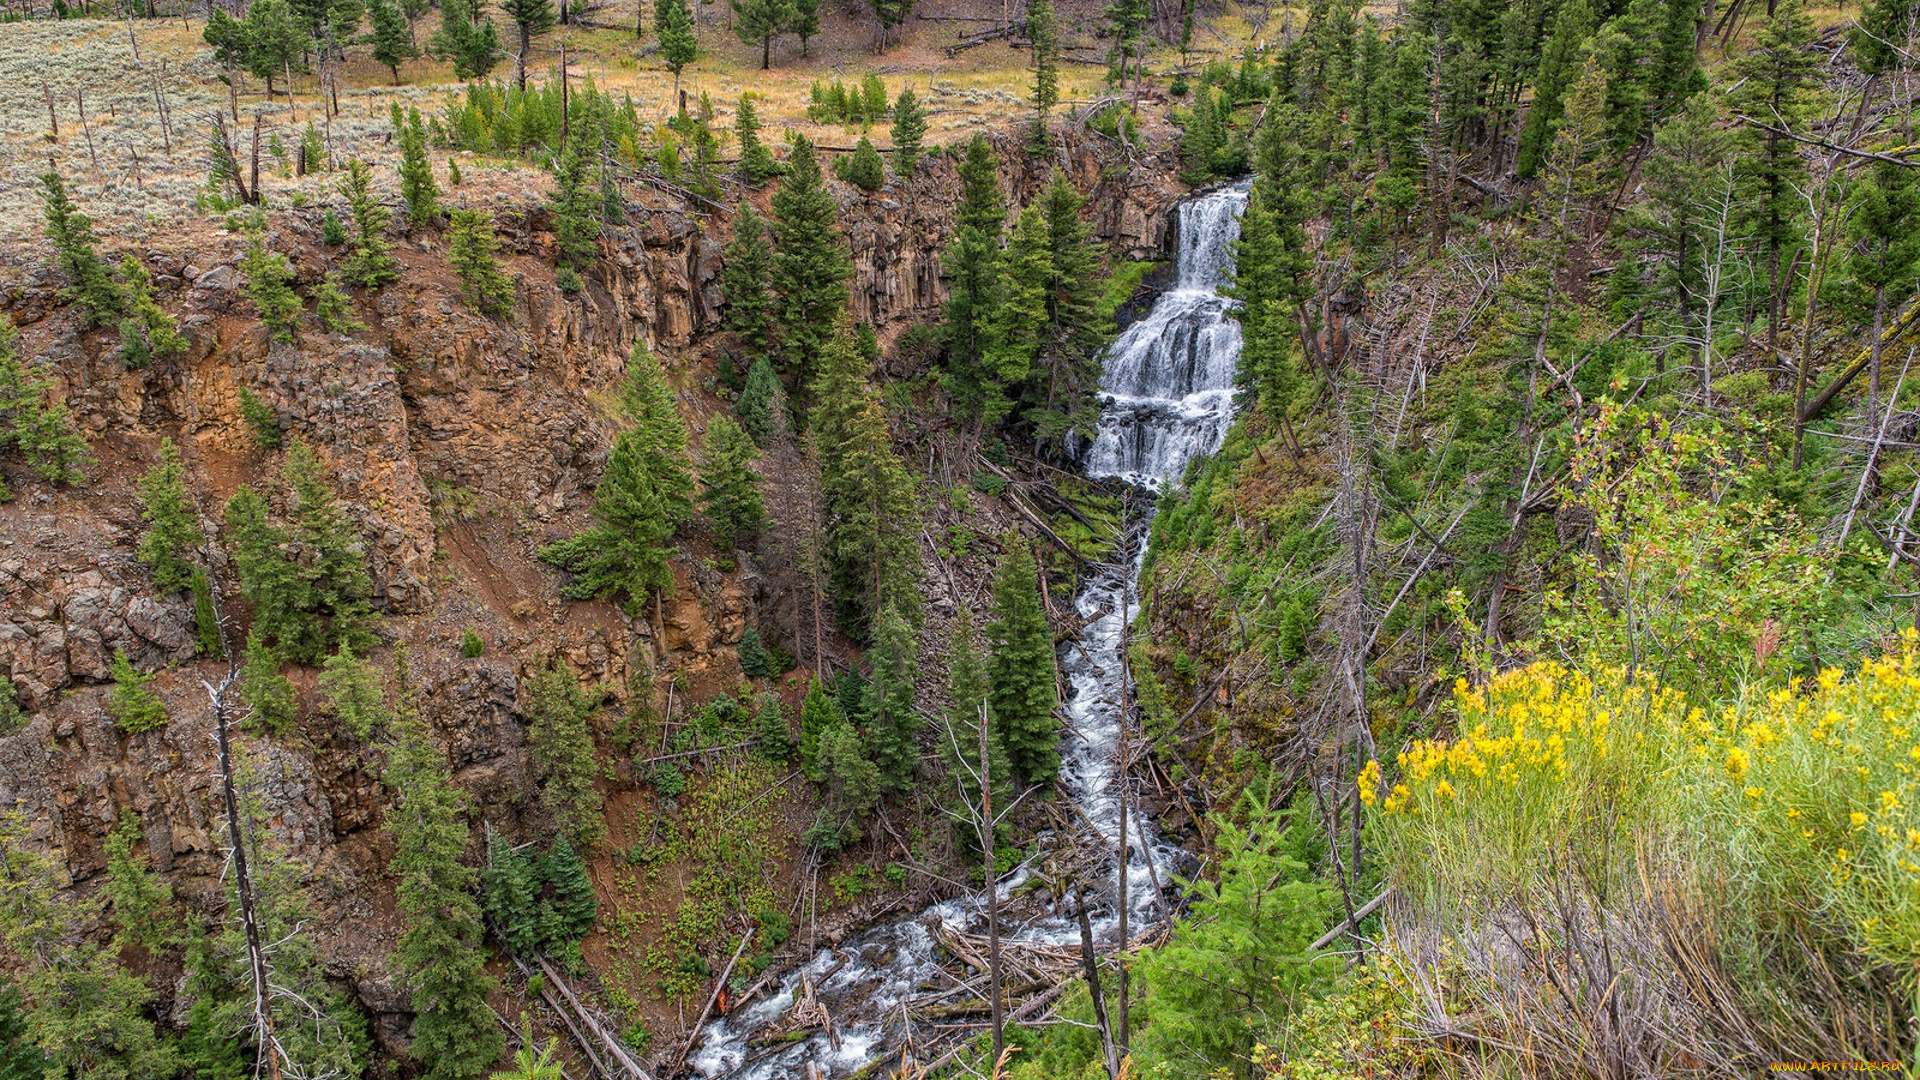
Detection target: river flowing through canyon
<box><xmin>690</xmin><ymin>181</ymin><xmax>1251</xmax><ymax>1080</ymax></box>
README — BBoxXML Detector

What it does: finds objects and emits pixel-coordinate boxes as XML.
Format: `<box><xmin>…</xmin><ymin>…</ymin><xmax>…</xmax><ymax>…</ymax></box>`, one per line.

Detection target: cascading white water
<box><xmin>690</xmin><ymin>182</ymin><xmax>1249</xmax><ymax>1080</ymax></box>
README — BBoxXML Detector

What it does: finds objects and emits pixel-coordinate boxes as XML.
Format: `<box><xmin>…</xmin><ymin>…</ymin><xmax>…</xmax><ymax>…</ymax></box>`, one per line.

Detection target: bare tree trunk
<box><xmin>981</xmin><ymin>704</ymin><xmax>1005</xmax><ymax>1063</ymax></box>
<box><xmin>1074</xmin><ymin>889</ymin><xmax>1119</xmax><ymax>1079</ymax></box>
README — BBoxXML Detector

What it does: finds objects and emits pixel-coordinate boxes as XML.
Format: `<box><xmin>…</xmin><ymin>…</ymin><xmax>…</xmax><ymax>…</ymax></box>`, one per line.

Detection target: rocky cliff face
<box><xmin>0</xmin><ymin>129</ymin><xmax>1184</xmax><ymax>1053</ymax></box>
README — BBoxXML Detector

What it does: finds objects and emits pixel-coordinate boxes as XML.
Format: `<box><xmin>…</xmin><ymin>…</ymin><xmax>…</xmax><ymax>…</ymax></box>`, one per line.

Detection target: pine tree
<box><xmin>239</xmin><ymin>233</ymin><xmax>302</xmax><ymax>342</ymax></box>
<box><xmin>432</xmin><ymin>0</ymin><xmax>500</xmax><ymax>79</ymax></box>
<box><xmin>1103</xmin><ymin>0</ymin><xmax>1149</xmax><ymax>85</ymax></box>
<box><xmin>1023</xmin><ymin>174</ymin><xmax>1109</xmax><ymax>450</ymax></box>
<box><xmin>398</xmin><ymin>109</ymin><xmax>441</xmax><ymax>226</ymax></box>
<box><xmin>937</xmin><ymin>610</ymin><xmax>1011</xmax><ymax>856</ymax></box>
<box><xmin>986</xmin><ymin>544</ymin><xmax>1058</xmax><ymax>788</ymax></box>
<box><xmin>735</xmin><ymin>97</ymin><xmax>780</xmax><ymax>186</ymax></box>
<box><xmin>701</xmin><ymin>415</ymin><xmax>765</xmax><ymax>548</ymax></box>
<box><xmin>1848</xmin><ymin>158</ymin><xmax>1920</xmax><ymax>412</ymax></box>
<box><xmin>0</xmin><ymin>318</ymin><xmax>89</xmax><ymax>493</ymax></box>
<box><xmin>724</xmin><ymin>204</ymin><xmax>777</xmax><ymax>354</ymax></box>
<box><xmin>480</xmin><ymin>831</ymin><xmax>542</xmax><ymax>955</ymax></box>
<box><xmin>837</xmin><ymin>668</ymin><xmax>869</xmax><ymax>725</ymax></box>
<box><xmin>539</xmin><ymin>837</ymin><xmax>598</xmax><ymax>943</ymax></box>
<box><xmin>771</xmin><ymin>136</ymin><xmax>852</xmax><ymax>380</ymax></box>
<box><xmin>754</xmin><ymin>692</ymin><xmax>793</xmax><ymax>759</ymax></box>
<box><xmin>840</xmin><ymin>136</ymin><xmax>885</xmax><ymax>192</ymax></box>
<box><xmin>539</xmin><ymin>342</ymin><xmax>695</xmax><ymax>609</ymax></box>
<box><xmin>1855</xmin><ymin>0</ymin><xmax>1919</xmax><ymax>74</ymax></box>
<box><xmin>108</xmin><ymin>650</ymin><xmax>167</xmax><ymax>733</ymax></box>
<box><xmin>789</xmin><ymin>0</ymin><xmax>819</xmax><ymax>53</ymax></box>
<box><xmin>0</xmin><ymin>814</ymin><xmax>170</xmax><ymax>1080</ymax></box>
<box><xmin>864</xmin><ymin>604</ymin><xmax>919</xmax><ymax>793</ymax></box>
<box><xmin>1231</xmin><ymin>104</ymin><xmax>1314</xmax><ymax>435</ymax></box>
<box><xmin>942</xmin><ymin>136</ymin><xmax>1007</xmax><ymax>421</ymax></box>
<box><xmin>1515</xmin><ymin>0</ymin><xmax>1594</xmax><ymax>179</ymax></box>
<box><xmin>229</xmin><ymin>0</ymin><xmax>310</xmax><ymax>98</ymax></box>
<box><xmin>798</xmin><ymin>677</ymin><xmax>837</xmax><ymax>781</ymax></box>
<box><xmin>103</xmin><ymin>812</ymin><xmax>175</xmax><ymax>956</ymax></box>
<box><xmin>810</xmin><ymin>331</ymin><xmax>917</xmax><ymax>632</ymax></box>
<box><xmin>733</xmin><ymin>0</ymin><xmax>793</xmax><ymax>69</ymax></box>
<box><xmin>367</xmin><ymin>0</ymin><xmax>418</xmax><ymax>83</ymax></box>
<box><xmin>39</xmin><ymin>175</ymin><xmax>120</xmax><ymax>329</ymax></box>
<box><xmin>114</xmin><ymin>255</ymin><xmax>187</xmax><ymax>369</ymax></box>
<box><xmin>240</xmin><ymin>630</ymin><xmax>298</xmax><ymax>735</ymax></box>
<box><xmin>449</xmin><ymin>209</ymin><xmax>516</xmax><ymax>316</ymax></box>
<box><xmin>135</xmin><ymin>438</ymin><xmax>200</xmax><ymax>594</ymax></box>
<box><xmin>736</xmin><ymin>355</ymin><xmax>788</xmax><ymax>447</ymax></box>
<box><xmin>523</xmin><ymin>660</ymin><xmax>604</xmax><ymax>847</ymax></box>
<box><xmin>315</xmin><ymin>273</ymin><xmax>365</xmax><ymax>333</ymax></box>
<box><xmin>338</xmin><ymin>158</ymin><xmax>400</xmax><ymax>288</ymax></box>
<box><xmin>816</xmin><ymin>719</ymin><xmax>881</xmax><ymax>843</ymax></box>
<box><xmin>889</xmin><ymin>87</ymin><xmax>926</xmax><ymax>176</ymax></box>
<box><xmin>319</xmin><ymin>644</ymin><xmax>389</xmax><ymax>738</ymax></box>
<box><xmin>286</xmin><ymin>439</ymin><xmax>377</xmax><ymax>654</ymax></box>
<box><xmin>1730</xmin><ymin>0</ymin><xmax>1819</xmax><ymax>345</ymax></box>
<box><xmin>227</xmin><ymin>486</ymin><xmax>314</xmax><ymax>659</ymax></box>
<box><xmin>550</xmin><ymin>138</ymin><xmax>601</xmax><ymax>273</ymax></box>
<box><xmin>1630</xmin><ymin>90</ymin><xmax>1737</xmax><ymax>372</ymax></box>
<box><xmin>500</xmin><ymin>0</ymin><xmax>554</xmax><ymax>89</ymax></box>
<box><xmin>657</xmin><ymin>0</ymin><xmax>698</xmax><ymax>92</ymax></box>
<box><xmin>384</xmin><ymin>704</ymin><xmax>503</xmax><ymax>1080</ymax></box>
<box><xmin>868</xmin><ymin>0</ymin><xmax>910</xmax><ymax>45</ymax></box>
<box><xmin>980</xmin><ymin>203</ymin><xmax>1048</xmax><ymax>423</ymax></box>
<box><xmin>740</xmin><ymin>628</ymin><xmax>771</xmax><ymax>677</ymax></box>
<box><xmin>1027</xmin><ymin>0</ymin><xmax>1059</xmax><ymax>141</ymax></box>
<box><xmin>0</xmin><ymin>983</ymin><xmax>49</xmax><ymax>1080</ymax></box>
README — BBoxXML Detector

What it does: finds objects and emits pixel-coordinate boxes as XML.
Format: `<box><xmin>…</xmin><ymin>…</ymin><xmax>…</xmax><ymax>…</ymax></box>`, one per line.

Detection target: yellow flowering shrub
<box><xmin>1371</xmin><ymin>662</ymin><xmax>1675</xmax><ymax>914</ymax></box>
<box><xmin>1370</xmin><ymin>631</ymin><xmax>1920</xmax><ymax>994</ymax></box>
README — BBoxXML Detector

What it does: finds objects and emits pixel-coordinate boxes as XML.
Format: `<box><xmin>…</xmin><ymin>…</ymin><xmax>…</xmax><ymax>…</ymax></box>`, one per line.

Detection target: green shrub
<box><xmin>460</xmin><ymin>627</ymin><xmax>486</xmax><ymax>657</ymax></box>
<box><xmin>108</xmin><ymin>651</ymin><xmax>168</xmax><ymax>733</ymax></box>
<box><xmin>238</xmin><ymin>386</ymin><xmax>283</xmax><ymax>448</ymax></box>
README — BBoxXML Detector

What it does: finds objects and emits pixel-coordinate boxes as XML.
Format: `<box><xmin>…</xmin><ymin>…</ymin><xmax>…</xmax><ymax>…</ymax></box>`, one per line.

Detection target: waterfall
<box><xmin>690</xmin><ymin>182</ymin><xmax>1250</xmax><ymax>1080</ymax></box>
<box><xmin>1084</xmin><ymin>183</ymin><xmax>1249</xmax><ymax>488</ymax></box>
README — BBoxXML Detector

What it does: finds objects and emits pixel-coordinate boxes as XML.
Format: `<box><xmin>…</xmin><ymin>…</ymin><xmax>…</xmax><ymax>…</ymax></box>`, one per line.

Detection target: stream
<box><xmin>689</xmin><ymin>181</ymin><xmax>1251</xmax><ymax>1080</ymax></box>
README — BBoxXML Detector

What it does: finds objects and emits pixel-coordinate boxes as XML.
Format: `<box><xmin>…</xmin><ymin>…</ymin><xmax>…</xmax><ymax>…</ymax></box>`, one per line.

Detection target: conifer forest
<box><xmin>4</xmin><ymin>0</ymin><xmax>1920</xmax><ymax>1073</ymax></box>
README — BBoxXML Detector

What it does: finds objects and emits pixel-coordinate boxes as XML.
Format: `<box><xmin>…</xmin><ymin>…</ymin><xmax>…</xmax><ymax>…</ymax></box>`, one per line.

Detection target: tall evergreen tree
<box><xmin>480</xmin><ymin>831</ymin><xmax>542</xmax><ymax>955</ymax></box>
<box><xmin>771</xmin><ymin>136</ymin><xmax>852</xmax><ymax>381</ymax></box>
<box><xmin>339</xmin><ymin>158</ymin><xmax>400</xmax><ymax>288</ymax></box>
<box><xmin>549</xmin><ymin>138</ymin><xmax>601</xmax><ymax>274</ymax></box>
<box><xmin>0</xmin><ymin>318</ymin><xmax>89</xmax><ymax>493</ymax></box>
<box><xmin>1847</xmin><ymin>158</ymin><xmax>1920</xmax><ymax>411</ymax></box>
<box><xmin>39</xmin><ymin>174</ymin><xmax>122</xmax><ymax>328</ymax></box>
<box><xmin>810</xmin><ymin>331</ymin><xmax>918</xmax><ymax>632</ymax></box>
<box><xmin>385</xmin><ymin>701</ymin><xmax>503</xmax><ymax>1080</ymax></box>
<box><xmin>1855</xmin><ymin>0</ymin><xmax>1919</xmax><ymax>75</ymax></box>
<box><xmin>735</xmin><ymin>97</ymin><xmax>780</xmax><ymax>186</ymax></box>
<box><xmin>981</xmin><ymin>203</ymin><xmax>1049</xmax><ymax>423</ymax></box>
<box><xmin>432</xmin><ymin>0</ymin><xmax>500</xmax><ymax>79</ymax></box>
<box><xmin>135</xmin><ymin>438</ymin><xmax>200</xmax><ymax>594</ymax></box>
<box><xmin>755</xmin><ymin>692</ymin><xmax>793</xmax><ymax>759</ymax></box>
<box><xmin>941</xmin><ymin>136</ymin><xmax>1008</xmax><ymax>421</ymax></box>
<box><xmin>724</xmin><ymin>204</ymin><xmax>777</xmax><ymax>354</ymax></box>
<box><xmin>798</xmin><ymin>676</ymin><xmax>838</xmax><ymax>781</ymax></box>
<box><xmin>1021</xmin><ymin>173</ymin><xmax>1109</xmax><ymax>451</ymax></box>
<box><xmin>889</xmin><ymin>87</ymin><xmax>927</xmax><ymax>176</ymax></box>
<box><xmin>1515</xmin><ymin>0</ymin><xmax>1593</xmax><ymax>180</ymax></box>
<box><xmin>1730</xmin><ymin>0</ymin><xmax>1819</xmax><ymax>346</ymax></box>
<box><xmin>397</xmin><ymin>109</ymin><xmax>441</xmax><ymax>226</ymax></box>
<box><xmin>319</xmin><ymin>644</ymin><xmax>389</xmax><ymax>738</ymax></box>
<box><xmin>500</xmin><ymin>0</ymin><xmax>554</xmax><ymax>89</ymax></box>
<box><xmin>788</xmin><ymin>0</ymin><xmax>819</xmax><ymax>53</ymax></box>
<box><xmin>733</xmin><ymin>0</ymin><xmax>793</xmax><ymax>68</ymax></box>
<box><xmin>522</xmin><ymin>660</ymin><xmax>604</xmax><ymax>847</ymax></box>
<box><xmin>1629</xmin><ymin>90</ymin><xmax>1738</xmax><ymax>373</ymax></box>
<box><xmin>225</xmin><ymin>442</ymin><xmax>375</xmax><ymax>664</ymax></box>
<box><xmin>539</xmin><ymin>343</ymin><xmax>695</xmax><ymax>610</ymax></box>
<box><xmin>986</xmin><ymin>543</ymin><xmax>1058</xmax><ymax>788</ymax></box>
<box><xmin>657</xmin><ymin>0</ymin><xmax>698</xmax><ymax>93</ymax></box>
<box><xmin>937</xmin><ymin>610</ymin><xmax>1012</xmax><ymax>856</ymax></box>
<box><xmin>539</xmin><ymin>836</ymin><xmax>599</xmax><ymax>949</ymax></box>
<box><xmin>239</xmin><ymin>233</ymin><xmax>302</xmax><ymax>342</ymax></box>
<box><xmin>240</xmin><ymin>630</ymin><xmax>298</xmax><ymax>735</ymax></box>
<box><xmin>701</xmin><ymin>415</ymin><xmax>765</xmax><ymax>548</ymax></box>
<box><xmin>864</xmin><ymin>604</ymin><xmax>919</xmax><ymax>793</ymax></box>
<box><xmin>366</xmin><ymin>0</ymin><xmax>418</xmax><ymax>83</ymax></box>
<box><xmin>448</xmin><ymin>209</ymin><xmax>517</xmax><ymax>316</ymax></box>
<box><xmin>1027</xmin><ymin>0</ymin><xmax>1060</xmax><ymax>141</ymax></box>
<box><xmin>813</xmin><ymin>719</ymin><xmax>881</xmax><ymax>846</ymax></box>
<box><xmin>0</xmin><ymin>814</ymin><xmax>171</xmax><ymax>1080</ymax></box>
